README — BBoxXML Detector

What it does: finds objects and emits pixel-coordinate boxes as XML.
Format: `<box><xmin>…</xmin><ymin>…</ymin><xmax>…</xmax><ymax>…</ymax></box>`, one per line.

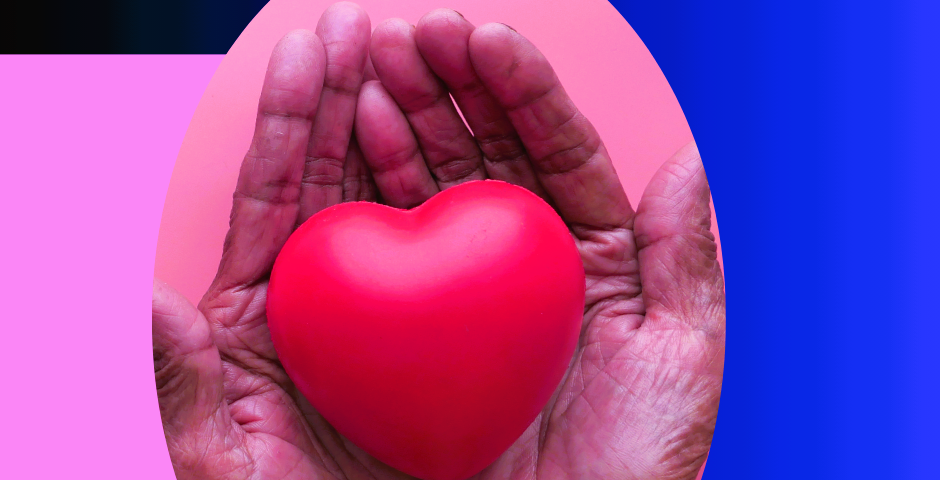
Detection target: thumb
<box><xmin>152</xmin><ymin>278</ymin><xmax>226</xmax><ymax>437</ymax></box>
<box><xmin>634</xmin><ymin>141</ymin><xmax>725</xmax><ymax>342</ymax></box>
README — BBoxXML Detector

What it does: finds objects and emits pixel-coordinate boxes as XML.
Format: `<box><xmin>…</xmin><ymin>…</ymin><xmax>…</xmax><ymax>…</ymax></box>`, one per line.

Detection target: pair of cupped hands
<box><xmin>152</xmin><ymin>3</ymin><xmax>725</xmax><ymax>479</ymax></box>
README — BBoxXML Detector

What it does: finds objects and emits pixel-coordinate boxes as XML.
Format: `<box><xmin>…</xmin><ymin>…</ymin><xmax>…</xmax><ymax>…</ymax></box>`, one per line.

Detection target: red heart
<box><xmin>267</xmin><ymin>180</ymin><xmax>585</xmax><ymax>480</ymax></box>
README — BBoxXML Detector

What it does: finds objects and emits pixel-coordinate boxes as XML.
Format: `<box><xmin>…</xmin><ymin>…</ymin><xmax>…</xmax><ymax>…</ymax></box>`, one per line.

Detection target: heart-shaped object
<box><xmin>267</xmin><ymin>180</ymin><xmax>585</xmax><ymax>480</ymax></box>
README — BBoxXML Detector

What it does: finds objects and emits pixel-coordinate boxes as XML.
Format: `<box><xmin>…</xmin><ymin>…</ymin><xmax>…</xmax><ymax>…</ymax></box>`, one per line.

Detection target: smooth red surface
<box><xmin>267</xmin><ymin>180</ymin><xmax>585</xmax><ymax>480</ymax></box>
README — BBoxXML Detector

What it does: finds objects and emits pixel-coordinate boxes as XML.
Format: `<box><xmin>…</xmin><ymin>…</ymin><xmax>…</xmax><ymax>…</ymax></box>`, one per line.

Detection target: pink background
<box><xmin>155</xmin><ymin>0</ymin><xmax>702</xmax><ymax>305</ymax></box>
<box><xmin>0</xmin><ymin>0</ymin><xmax>713</xmax><ymax>478</ymax></box>
<box><xmin>0</xmin><ymin>55</ymin><xmax>221</xmax><ymax>479</ymax></box>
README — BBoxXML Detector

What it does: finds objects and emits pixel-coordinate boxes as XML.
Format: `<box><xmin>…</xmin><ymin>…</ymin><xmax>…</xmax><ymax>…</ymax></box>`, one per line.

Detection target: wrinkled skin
<box><xmin>152</xmin><ymin>3</ymin><xmax>725</xmax><ymax>480</ymax></box>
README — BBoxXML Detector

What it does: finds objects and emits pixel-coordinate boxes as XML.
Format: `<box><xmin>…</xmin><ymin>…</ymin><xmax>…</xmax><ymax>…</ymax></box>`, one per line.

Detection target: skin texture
<box><xmin>152</xmin><ymin>3</ymin><xmax>725</xmax><ymax>480</ymax></box>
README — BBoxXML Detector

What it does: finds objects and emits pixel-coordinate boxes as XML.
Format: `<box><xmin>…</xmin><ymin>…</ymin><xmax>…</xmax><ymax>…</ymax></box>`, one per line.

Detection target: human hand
<box><xmin>154</xmin><ymin>3</ymin><xmax>382</xmax><ymax>479</ymax></box>
<box><xmin>153</xmin><ymin>5</ymin><xmax>724</xmax><ymax>480</ymax></box>
<box><xmin>352</xmin><ymin>10</ymin><xmax>724</xmax><ymax>479</ymax></box>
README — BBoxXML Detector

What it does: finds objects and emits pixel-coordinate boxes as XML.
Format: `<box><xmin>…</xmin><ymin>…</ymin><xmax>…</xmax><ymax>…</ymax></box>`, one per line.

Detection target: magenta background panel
<box><xmin>0</xmin><ymin>55</ymin><xmax>221</xmax><ymax>479</ymax></box>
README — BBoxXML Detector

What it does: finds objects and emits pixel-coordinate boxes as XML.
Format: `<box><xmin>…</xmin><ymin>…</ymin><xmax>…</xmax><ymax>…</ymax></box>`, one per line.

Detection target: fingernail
<box><xmin>499</xmin><ymin>23</ymin><xmax>517</xmax><ymax>33</ymax></box>
<box><xmin>453</xmin><ymin>10</ymin><xmax>465</xmax><ymax>19</ymax></box>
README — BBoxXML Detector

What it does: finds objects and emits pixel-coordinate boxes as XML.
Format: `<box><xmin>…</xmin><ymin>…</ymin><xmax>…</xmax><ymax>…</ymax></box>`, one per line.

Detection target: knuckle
<box><xmin>302</xmin><ymin>156</ymin><xmax>345</xmax><ymax>187</ymax></box>
<box><xmin>324</xmin><ymin>62</ymin><xmax>364</xmax><ymax>97</ymax></box>
<box><xmin>369</xmin><ymin>144</ymin><xmax>422</xmax><ymax>174</ymax></box>
<box><xmin>477</xmin><ymin>132</ymin><xmax>527</xmax><ymax>164</ymax></box>
<box><xmin>533</xmin><ymin>135</ymin><xmax>599</xmax><ymax>175</ymax></box>
<box><xmin>432</xmin><ymin>155</ymin><xmax>482</xmax><ymax>183</ymax></box>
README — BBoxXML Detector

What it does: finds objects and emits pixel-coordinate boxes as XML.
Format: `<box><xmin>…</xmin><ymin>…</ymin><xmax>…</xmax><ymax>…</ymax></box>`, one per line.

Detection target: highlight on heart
<box><xmin>152</xmin><ymin>2</ymin><xmax>725</xmax><ymax>480</ymax></box>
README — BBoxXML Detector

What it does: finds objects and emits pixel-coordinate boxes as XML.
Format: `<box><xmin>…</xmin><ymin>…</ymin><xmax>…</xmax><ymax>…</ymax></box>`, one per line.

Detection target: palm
<box><xmin>153</xmin><ymin>4</ymin><xmax>724</xmax><ymax>480</ymax></box>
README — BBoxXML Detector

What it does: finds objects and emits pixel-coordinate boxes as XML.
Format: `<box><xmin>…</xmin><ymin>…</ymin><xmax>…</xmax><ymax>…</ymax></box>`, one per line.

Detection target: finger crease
<box><xmin>232</xmin><ymin>189</ymin><xmax>300</xmax><ymax>207</ymax></box>
<box><xmin>302</xmin><ymin>156</ymin><xmax>345</xmax><ymax>187</ymax></box>
<box><xmin>324</xmin><ymin>75</ymin><xmax>363</xmax><ymax>98</ymax></box>
<box><xmin>261</xmin><ymin>109</ymin><xmax>315</xmax><ymax>122</ymax></box>
<box><xmin>432</xmin><ymin>155</ymin><xmax>484</xmax><ymax>183</ymax></box>
<box><xmin>533</xmin><ymin>136</ymin><xmax>599</xmax><ymax>176</ymax></box>
<box><xmin>398</xmin><ymin>89</ymin><xmax>449</xmax><ymax>114</ymax></box>
<box><xmin>505</xmin><ymin>82</ymin><xmax>557</xmax><ymax>114</ymax></box>
<box><xmin>368</xmin><ymin>144</ymin><xmax>423</xmax><ymax>174</ymax></box>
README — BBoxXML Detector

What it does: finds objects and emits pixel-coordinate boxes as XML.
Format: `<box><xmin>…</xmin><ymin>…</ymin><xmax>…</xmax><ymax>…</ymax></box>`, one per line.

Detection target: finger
<box><xmin>297</xmin><ymin>2</ymin><xmax>371</xmax><ymax>224</ymax></box>
<box><xmin>415</xmin><ymin>10</ymin><xmax>548</xmax><ymax>199</ymax></box>
<box><xmin>215</xmin><ymin>30</ymin><xmax>326</xmax><ymax>290</ymax></box>
<box><xmin>153</xmin><ymin>278</ymin><xmax>226</xmax><ymax>433</ymax></box>
<box><xmin>634</xmin><ymin>142</ymin><xmax>725</xmax><ymax>340</ymax></box>
<box><xmin>355</xmin><ymin>80</ymin><xmax>439</xmax><ymax>208</ymax></box>
<box><xmin>371</xmin><ymin>18</ymin><xmax>486</xmax><ymax>189</ymax></box>
<box><xmin>468</xmin><ymin>24</ymin><xmax>632</xmax><ymax>229</ymax></box>
<box><xmin>342</xmin><ymin>139</ymin><xmax>379</xmax><ymax>202</ymax></box>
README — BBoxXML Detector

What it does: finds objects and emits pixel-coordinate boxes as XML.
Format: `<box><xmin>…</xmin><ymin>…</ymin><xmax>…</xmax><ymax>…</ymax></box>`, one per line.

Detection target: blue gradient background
<box><xmin>6</xmin><ymin>0</ymin><xmax>935</xmax><ymax>478</ymax></box>
<box><xmin>617</xmin><ymin>0</ymin><xmax>939</xmax><ymax>478</ymax></box>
